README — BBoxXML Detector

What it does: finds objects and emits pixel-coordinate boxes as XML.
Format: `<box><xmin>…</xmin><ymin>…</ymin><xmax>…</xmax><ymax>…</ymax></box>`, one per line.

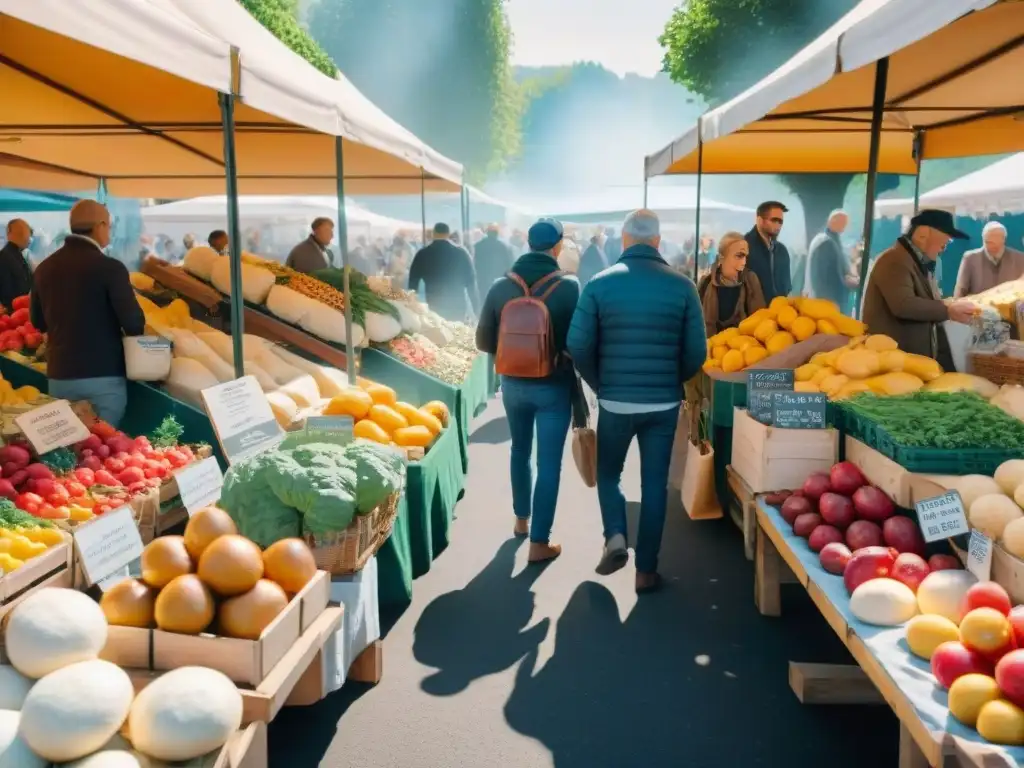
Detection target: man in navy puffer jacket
<box><xmin>567</xmin><ymin>209</ymin><xmax>706</xmax><ymax>593</ymax></box>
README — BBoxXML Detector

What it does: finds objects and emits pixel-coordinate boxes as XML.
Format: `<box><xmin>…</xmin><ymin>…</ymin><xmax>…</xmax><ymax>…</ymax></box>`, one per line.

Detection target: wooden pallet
<box><xmin>754</xmin><ymin>502</ymin><xmax>1017</xmax><ymax>768</ymax></box>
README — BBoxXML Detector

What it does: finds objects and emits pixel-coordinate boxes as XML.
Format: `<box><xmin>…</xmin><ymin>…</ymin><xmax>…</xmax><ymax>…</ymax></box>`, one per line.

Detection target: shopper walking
<box><xmin>476</xmin><ymin>218</ymin><xmax>580</xmax><ymax>562</ymax></box>
<box><xmin>577</xmin><ymin>232</ymin><xmax>608</xmax><ymax>287</ymax></box>
<box><xmin>567</xmin><ymin>210</ymin><xmax>706</xmax><ymax>593</ymax></box>
<box><xmin>473</xmin><ymin>224</ymin><xmax>515</xmax><ymax>301</ymax></box>
<box><xmin>744</xmin><ymin>201</ymin><xmax>792</xmax><ymax>303</ymax></box>
<box><xmin>409</xmin><ymin>223</ymin><xmax>480</xmax><ymax>322</ymax></box>
<box><xmin>0</xmin><ymin>219</ymin><xmax>34</xmax><ymax>311</ymax></box>
<box><xmin>30</xmin><ymin>200</ymin><xmax>145</xmax><ymax>426</ymax></box>
<box><xmin>807</xmin><ymin>210</ymin><xmax>859</xmax><ymax>305</ymax></box>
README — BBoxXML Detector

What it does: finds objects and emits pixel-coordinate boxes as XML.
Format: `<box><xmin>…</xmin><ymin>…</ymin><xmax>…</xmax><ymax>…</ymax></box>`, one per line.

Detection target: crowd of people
<box><xmin>474</xmin><ymin>202</ymin><xmax>1020</xmax><ymax>595</ymax></box>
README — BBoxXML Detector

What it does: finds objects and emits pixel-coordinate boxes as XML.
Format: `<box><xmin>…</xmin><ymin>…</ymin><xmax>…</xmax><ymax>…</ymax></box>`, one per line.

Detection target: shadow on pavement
<box><xmin>503</xmin><ymin>499</ymin><xmax>900</xmax><ymax>768</ymax></box>
<box><xmin>469</xmin><ymin>415</ymin><xmax>511</xmax><ymax>445</ymax></box>
<box><xmin>413</xmin><ymin>536</ymin><xmax>551</xmax><ymax>696</ymax></box>
<box><xmin>267</xmin><ymin>681</ymin><xmax>373</xmax><ymax>767</ymax></box>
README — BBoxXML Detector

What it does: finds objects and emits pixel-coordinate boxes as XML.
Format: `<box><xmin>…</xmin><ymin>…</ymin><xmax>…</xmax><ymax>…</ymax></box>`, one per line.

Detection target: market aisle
<box><xmin>269</xmin><ymin>399</ymin><xmax>899</xmax><ymax>767</ymax></box>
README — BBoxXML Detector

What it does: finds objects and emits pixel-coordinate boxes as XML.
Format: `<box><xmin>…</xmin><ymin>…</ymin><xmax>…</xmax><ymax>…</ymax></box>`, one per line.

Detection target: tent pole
<box><xmin>643</xmin><ymin>176</ymin><xmax>649</xmax><ymax>208</ymax></box>
<box><xmin>420</xmin><ymin>171</ymin><xmax>427</xmax><ymax>245</ymax></box>
<box><xmin>96</xmin><ymin>178</ymin><xmax>107</xmax><ymax>205</ymax></box>
<box><xmin>693</xmin><ymin>130</ymin><xmax>703</xmax><ymax>282</ymax></box>
<box><xmin>219</xmin><ymin>91</ymin><xmax>245</xmax><ymax>379</ymax></box>
<box><xmin>855</xmin><ymin>57</ymin><xmax>890</xmax><ymax>317</ymax></box>
<box><xmin>912</xmin><ymin>130</ymin><xmax>924</xmax><ymax>214</ymax></box>
<box><xmin>335</xmin><ymin>136</ymin><xmax>357</xmax><ymax>384</ymax></box>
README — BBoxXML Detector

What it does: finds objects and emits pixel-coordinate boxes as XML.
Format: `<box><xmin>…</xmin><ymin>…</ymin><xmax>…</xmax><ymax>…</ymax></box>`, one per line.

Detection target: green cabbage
<box><xmin>220</xmin><ymin>452</ymin><xmax>302</xmax><ymax>548</ymax></box>
<box><xmin>346</xmin><ymin>440</ymin><xmax>406</xmax><ymax>514</ymax></box>
<box><xmin>263</xmin><ymin>446</ymin><xmax>357</xmax><ymax>534</ymax></box>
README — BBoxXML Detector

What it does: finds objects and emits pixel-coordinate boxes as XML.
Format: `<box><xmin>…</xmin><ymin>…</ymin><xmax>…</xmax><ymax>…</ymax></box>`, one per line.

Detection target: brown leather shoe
<box><xmin>528</xmin><ymin>542</ymin><xmax>562</xmax><ymax>562</ymax></box>
<box><xmin>636</xmin><ymin>572</ymin><xmax>663</xmax><ymax>594</ymax></box>
<box><xmin>513</xmin><ymin>518</ymin><xmax>529</xmax><ymax>537</ymax></box>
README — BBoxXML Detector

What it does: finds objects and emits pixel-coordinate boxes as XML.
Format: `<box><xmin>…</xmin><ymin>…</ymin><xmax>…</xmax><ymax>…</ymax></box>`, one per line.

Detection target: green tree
<box><xmin>309</xmin><ymin>0</ymin><xmax>523</xmax><ymax>182</ymax></box>
<box><xmin>660</xmin><ymin>0</ymin><xmax>859</xmax><ymax>242</ymax></box>
<box><xmin>239</xmin><ymin>0</ymin><xmax>337</xmax><ymax>77</ymax></box>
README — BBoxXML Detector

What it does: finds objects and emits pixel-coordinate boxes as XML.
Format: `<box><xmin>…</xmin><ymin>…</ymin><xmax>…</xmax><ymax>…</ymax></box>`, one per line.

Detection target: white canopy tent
<box><xmin>875</xmin><ymin>153</ymin><xmax>1024</xmax><ymax>218</ymax></box>
<box><xmin>535</xmin><ymin>186</ymin><xmax>753</xmax><ymax>229</ymax></box>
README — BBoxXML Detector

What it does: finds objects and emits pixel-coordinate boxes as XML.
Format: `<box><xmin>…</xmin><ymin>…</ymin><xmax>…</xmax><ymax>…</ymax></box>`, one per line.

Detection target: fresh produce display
<box><xmin>386</xmin><ymin>331</ymin><xmax>476</xmax><ymax>385</ymax></box>
<box><xmin>100</xmin><ymin>507</ymin><xmax>319</xmax><ymax>643</ymax></box>
<box><xmin>703</xmin><ymin>296</ymin><xmax>868</xmax><ymax>374</ymax></box>
<box><xmin>0</xmin><ymin>416</ymin><xmax>202</xmax><ymax>524</ymax></box>
<box><xmin>323</xmin><ymin>379</ymin><xmax>448</xmax><ymax>451</ymax></box>
<box><xmin>0</xmin><ymin>500</ymin><xmax>65</xmax><ymax>573</ymax></box>
<box><xmin>217</xmin><ymin>439</ymin><xmax>404</xmax><ymax>549</ymax></box>
<box><xmin>838</xmin><ymin>391</ymin><xmax>1024</xmax><ymax>450</ymax></box>
<box><xmin>2</xmin><ymin>586</ymin><xmax>243</xmax><ymax>763</ymax></box>
<box><xmin>0</xmin><ymin>295</ymin><xmax>44</xmax><ymax>354</ymax></box>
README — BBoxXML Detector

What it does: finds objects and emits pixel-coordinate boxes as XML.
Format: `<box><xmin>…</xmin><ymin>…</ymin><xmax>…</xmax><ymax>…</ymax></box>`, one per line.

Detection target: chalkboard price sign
<box><xmin>771</xmin><ymin>391</ymin><xmax>827</xmax><ymax>429</ymax></box>
<box><xmin>747</xmin><ymin>369</ymin><xmax>795</xmax><ymax>424</ymax></box>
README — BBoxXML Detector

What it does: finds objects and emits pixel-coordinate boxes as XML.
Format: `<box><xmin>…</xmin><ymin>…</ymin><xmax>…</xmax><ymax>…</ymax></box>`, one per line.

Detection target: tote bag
<box><xmin>569</xmin><ymin>373</ymin><xmax>596</xmax><ymax>488</ymax></box>
<box><xmin>680</xmin><ymin>404</ymin><xmax>722</xmax><ymax>520</ymax></box>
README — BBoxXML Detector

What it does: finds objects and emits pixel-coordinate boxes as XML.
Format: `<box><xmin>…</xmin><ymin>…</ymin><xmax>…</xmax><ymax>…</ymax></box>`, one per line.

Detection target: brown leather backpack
<box><xmin>495</xmin><ymin>271</ymin><xmax>565</xmax><ymax>378</ymax></box>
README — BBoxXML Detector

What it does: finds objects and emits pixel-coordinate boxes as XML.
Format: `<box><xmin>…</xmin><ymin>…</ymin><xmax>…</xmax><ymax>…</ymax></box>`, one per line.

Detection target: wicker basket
<box><xmin>969</xmin><ymin>345</ymin><xmax>1024</xmax><ymax>386</ymax></box>
<box><xmin>305</xmin><ymin>491</ymin><xmax>401</xmax><ymax>575</ymax></box>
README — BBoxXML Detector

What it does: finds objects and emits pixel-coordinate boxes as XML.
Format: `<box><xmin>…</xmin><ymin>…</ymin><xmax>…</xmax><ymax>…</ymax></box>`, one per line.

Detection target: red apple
<box><xmin>793</xmin><ymin>513</ymin><xmax>823</xmax><ymax>538</ymax></box>
<box><xmin>1009</xmin><ymin>606</ymin><xmax>1024</xmax><ymax>648</ymax></box>
<box><xmin>843</xmin><ymin>546</ymin><xmax>897</xmax><ymax>593</ymax></box>
<box><xmin>996</xmin><ymin>649</ymin><xmax>1024</xmax><ymax>707</ymax></box>
<box><xmin>882</xmin><ymin>516</ymin><xmax>927</xmax><ymax>556</ymax></box>
<box><xmin>928</xmin><ymin>554</ymin><xmax>961</xmax><ymax>572</ymax></box>
<box><xmin>819</xmin><ymin>492</ymin><xmax>855</xmax><ymax>530</ymax></box>
<box><xmin>931</xmin><ymin>641</ymin><xmax>994</xmax><ymax>689</ymax></box>
<box><xmin>819</xmin><ymin>542</ymin><xmax>852</xmax><ymax>575</ymax></box>
<box><xmin>780</xmin><ymin>495</ymin><xmax>813</xmax><ymax>526</ymax></box>
<box><xmin>829</xmin><ymin>461</ymin><xmax>867</xmax><ymax>496</ymax></box>
<box><xmin>808</xmin><ymin>525</ymin><xmax>844</xmax><ymax>553</ymax></box>
<box><xmin>802</xmin><ymin>473</ymin><xmax>832</xmax><ymax>501</ymax></box>
<box><xmin>890</xmin><ymin>552</ymin><xmax>931</xmax><ymax>593</ymax></box>
<box><xmin>846</xmin><ymin>519</ymin><xmax>883</xmax><ymax>550</ymax></box>
<box><xmin>961</xmin><ymin>582</ymin><xmax>1013</xmax><ymax>618</ymax></box>
<box><xmin>852</xmin><ymin>485</ymin><xmax>895</xmax><ymax>523</ymax></box>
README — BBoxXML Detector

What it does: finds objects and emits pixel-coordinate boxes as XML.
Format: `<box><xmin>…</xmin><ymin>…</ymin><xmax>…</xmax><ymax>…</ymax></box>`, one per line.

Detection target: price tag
<box><xmin>173</xmin><ymin>456</ymin><xmax>224</xmax><ymax>516</ymax></box>
<box><xmin>14</xmin><ymin>399</ymin><xmax>91</xmax><ymax>454</ymax></box>
<box><xmin>97</xmin><ymin>565</ymin><xmax>131</xmax><ymax>592</ymax></box>
<box><xmin>746</xmin><ymin>369</ymin><xmax>794</xmax><ymax>425</ymax></box>
<box><xmin>304</xmin><ymin>416</ymin><xmax>354</xmax><ymax>446</ymax></box>
<box><xmin>966</xmin><ymin>530</ymin><xmax>993</xmax><ymax>582</ymax></box>
<box><xmin>771</xmin><ymin>391</ymin><xmax>827</xmax><ymax>429</ymax></box>
<box><xmin>73</xmin><ymin>506</ymin><xmax>144</xmax><ymax>587</ymax></box>
<box><xmin>915</xmin><ymin>490</ymin><xmax>970</xmax><ymax>543</ymax></box>
<box><xmin>200</xmin><ymin>376</ymin><xmax>284</xmax><ymax>464</ymax></box>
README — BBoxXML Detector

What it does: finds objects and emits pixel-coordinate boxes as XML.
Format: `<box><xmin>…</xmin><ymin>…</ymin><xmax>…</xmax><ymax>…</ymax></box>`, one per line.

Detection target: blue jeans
<box><xmin>596</xmin><ymin>405</ymin><xmax>680</xmax><ymax>573</ymax></box>
<box><xmin>49</xmin><ymin>376</ymin><xmax>128</xmax><ymax>427</ymax></box>
<box><xmin>501</xmin><ymin>376</ymin><xmax>572</xmax><ymax>544</ymax></box>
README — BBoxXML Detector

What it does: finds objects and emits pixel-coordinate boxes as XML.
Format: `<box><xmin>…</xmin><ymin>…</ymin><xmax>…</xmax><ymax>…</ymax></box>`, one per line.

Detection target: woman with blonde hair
<box><xmin>696</xmin><ymin>230</ymin><xmax>766</xmax><ymax>337</ymax></box>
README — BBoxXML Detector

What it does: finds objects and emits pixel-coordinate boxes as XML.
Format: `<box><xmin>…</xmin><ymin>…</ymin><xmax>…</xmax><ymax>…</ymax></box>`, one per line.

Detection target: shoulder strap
<box><xmin>505</xmin><ymin>271</ymin><xmax>529</xmax><ymax>295</ymax></box>
<box><xmin>532</xmin><ymin>270</ymin><xmax>566</xmax><ymax>301</ymax></box>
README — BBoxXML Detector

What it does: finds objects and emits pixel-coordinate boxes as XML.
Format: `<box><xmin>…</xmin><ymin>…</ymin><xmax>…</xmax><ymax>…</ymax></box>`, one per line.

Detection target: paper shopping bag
<box><xmin>572</xmin><ymin>428</ymin><xmax>597</xmax><ymax>488</ymax></box>
<box><xmin>680</xmin><ymin>439</ymin><xmax>722</xmax><ymax>520</ymax></box>
<box><xmin>667</xmin><ymin>404</ymin><xmax>690</xmax><ymax>490</ymax></box>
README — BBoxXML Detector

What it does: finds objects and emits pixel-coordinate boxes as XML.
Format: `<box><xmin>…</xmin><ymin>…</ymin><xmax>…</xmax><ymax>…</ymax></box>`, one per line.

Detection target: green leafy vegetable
<box><xmin>263</xmin><ymin>444</ymin><xmax>357</xmax><ymax>534</ymax></box>
<box><xmin>346</xmin><ymin>440</ymin><xmax>405</xmax><ymax>514</ymax></box>
<box><xmin>840</xmin><ymin>391</ymin><xmax>1024</xmax><ymax>449</ymax></box>
<box><xmin>0</xmin><ymin>499</ymin><xmax>52</xmax><ymax>529</ymax></box>
<box><xmin>150</xmin><ymin>415</ymin><xmax>185</xmax><ymax>448</ymax></box>
<box><xmin>39</xmin><ymin>446</ymin><xmax>77</xmax><ymax>474</ymax></box>
<box><xmin>220</xmin><ymin>452</ymin><xmax>302</xmax><ymax>548</ymax></box>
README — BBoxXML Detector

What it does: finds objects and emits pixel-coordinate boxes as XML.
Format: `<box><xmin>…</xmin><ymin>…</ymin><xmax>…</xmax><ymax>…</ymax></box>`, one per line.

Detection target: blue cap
<box><xmin>528</xmin><ymin>218</ymin><xmax>564</xmax><ymax>251</ymax></box>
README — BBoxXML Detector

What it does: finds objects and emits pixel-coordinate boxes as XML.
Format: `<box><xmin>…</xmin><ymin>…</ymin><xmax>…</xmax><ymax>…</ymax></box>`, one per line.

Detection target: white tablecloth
<box><xmin>322</xmin><ymin>556</ymin><xmax>381</xmax><ymax>692</ymax></box>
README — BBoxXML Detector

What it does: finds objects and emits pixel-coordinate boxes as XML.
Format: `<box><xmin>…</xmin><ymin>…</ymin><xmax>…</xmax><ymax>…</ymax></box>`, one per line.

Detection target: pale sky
<box><xmin>506</xmin><ymin>0</ymin><xmax>681</xmax><ymax>76</ymax></box>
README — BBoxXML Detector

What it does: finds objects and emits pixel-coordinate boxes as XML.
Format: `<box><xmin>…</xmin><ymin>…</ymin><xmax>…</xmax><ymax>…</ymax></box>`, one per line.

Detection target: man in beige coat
<box><xmin>953</xmin><ymin>220</ymin><xmax>1024</xmax><ymax>298</ymax></box>
<box><xmin>862</xmin><ymin>209</ymin><xmax>978</xmax><ymax>370</ymax></box>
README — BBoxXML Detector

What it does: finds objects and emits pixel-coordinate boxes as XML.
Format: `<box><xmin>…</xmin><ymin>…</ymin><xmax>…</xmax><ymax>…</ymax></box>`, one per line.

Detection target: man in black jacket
<box><xmin>473</xmin><ymin>224</ymin><xmax>514</xmax><ymax>301</ymax></box>
<box><xmin>744</xmin><ymin>201</ymin><xmax>792</xmax><ymax>303</ymax></box>
<box><xmin>578</xmin><ymin>232</ymin><xmax>608</xmax><ymax>287</ymax></box>
<box><xmin>408</xmin><ymin>223</ymin><xmax>480</xmax><ymax>322</ymax></box>
<box><xmin>31</xmin><ymin>200</ymin><xmax>145</xmax><ymax>426</ymax></box>
<box><xmin>0</xmin><ymin>219</ymin><xmax>34</xmax><ymax>310</ymax></box>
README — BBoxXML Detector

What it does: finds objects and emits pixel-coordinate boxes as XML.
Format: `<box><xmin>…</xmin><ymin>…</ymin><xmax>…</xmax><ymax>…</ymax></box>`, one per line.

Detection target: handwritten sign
<box><xmin>200</xmin><ymin>376</ymin><xmax>284</xmax><ymax>464</ymax></box>
<box><xmin>73</xmin><ymin>506</ymin><xmax>144</xmax><ymax>587</ymax></box>
<box><xmin>304</xmin><ymin>416</ymin><xmax>354</xmax><ymax>446</ymax></box>
<box><xmin>173</xmin><ymin>456</ymin><xmax>224</xmax><ymax>516</ymax></box>
<box><xmin>746</xmin><ymin>369</ymin><xmax>795</xmax><ymax>425</ymax></box>
<box><xmin>14</xmin><ymin>399</ymin><xmax>91</xmax><ymax>454</ymax></box>
<box><xmin>915</xmin><ymin>490</ymin><xmax>970</xmax><ymax>543</ymax></box>
<box><xmin>772</xmin><ymin>391</ymin><xmax>827</xmax><ymax>429</ymax></box>
<box><xmin>966</xmin><ymin>530</ymin><xmax>993</xmax><ymax>581</ymax></box>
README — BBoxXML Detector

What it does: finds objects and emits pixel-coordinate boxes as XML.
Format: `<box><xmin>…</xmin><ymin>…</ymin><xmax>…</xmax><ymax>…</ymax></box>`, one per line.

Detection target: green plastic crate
<box><xmin>872</xmin><ymin>427</ymin><xmax>1024</xmax><ymax>475</ymax></box>
<box><xmin>710</xmin><ymin>378</ymin><xmax>746</xmax><ymax>428</ymax></box>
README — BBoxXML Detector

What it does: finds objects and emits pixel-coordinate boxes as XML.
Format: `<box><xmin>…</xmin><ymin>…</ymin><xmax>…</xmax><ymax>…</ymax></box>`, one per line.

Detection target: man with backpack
<box><xmin>567</xmin><ymin>210</ymin><xmax>707</xmax><ymax>593</ymax></box>
<box><xmin>475</xmin><ymin>218</ymin><xmax>581</xmax><ymax>563</ymax></box>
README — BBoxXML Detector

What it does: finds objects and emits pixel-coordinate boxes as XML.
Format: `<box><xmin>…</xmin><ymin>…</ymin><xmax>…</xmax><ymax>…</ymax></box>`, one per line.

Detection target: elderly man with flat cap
<box><xmin>862</xmin><ymin>209</ymin><xmax>979</xmax><ymax>371</ymax></box>
<box><xmin>30</xmin><ymin>200</ymin><xmax>145</xmax><ymax>425</ymax></box>
<box><xmin>0</xmin><ymin>218</ymin><xmax>34</xmax><ymax>310</ymax></box>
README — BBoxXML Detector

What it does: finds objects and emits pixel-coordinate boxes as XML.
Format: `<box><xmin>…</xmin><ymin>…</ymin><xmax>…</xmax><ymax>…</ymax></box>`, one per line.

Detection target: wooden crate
<box><xmin>0</xmin><ymin>541</ymin><xmax>73</xmax><ymax>619</ymax></box>
<box><xmin>103</xmin><ymin>570</ymin><xmax>331</xmax><ymax>685</ymax></box>
<box><xmin>207</xmin><ymin>722</ymin><xmax>267</xmax><ymax>768</ymax></box>
<box><xmin>730</xmin><ymin>408</ymin><xmax>839</xmax><ymax>493</ymax></box>
<box><xmin>726</xmin><ymin>466</ymin><xmax>757</xmax><ymax>561</ymax></box>
<box><xmin>125</xmin><ymin>605</ymin><xmax>343</xmax><ymax>725</ymax></box>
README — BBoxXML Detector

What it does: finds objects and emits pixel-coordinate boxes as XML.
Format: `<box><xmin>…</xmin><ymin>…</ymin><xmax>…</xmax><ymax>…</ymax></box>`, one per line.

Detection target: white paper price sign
<box><xmin>966</xmin><ymin>530</ymin><xmax>993</xmax><ymax>582</ymax></box>
<box><xmin>174</xmin><ymin>456</ymin><xmax>224</xmax><ymax>516</ymax></box>
<box><xmin>73</xmin><ymin>506</ymin><xmax>144</xmax><ymax>587</ymax></box>
<box><xmin>915</xmin><ymin>490</ymin><xmax>970</xmax><ymax>543</ymax></box>
<box><xmin>200</xmin><ymin>376</ymin><xmax>283</xmax><ymax>464</ymax></box>
<box><xmin>14</xmin><ymin>399</ymin><xmax>91</xmax><ymax>454</ymax></box>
